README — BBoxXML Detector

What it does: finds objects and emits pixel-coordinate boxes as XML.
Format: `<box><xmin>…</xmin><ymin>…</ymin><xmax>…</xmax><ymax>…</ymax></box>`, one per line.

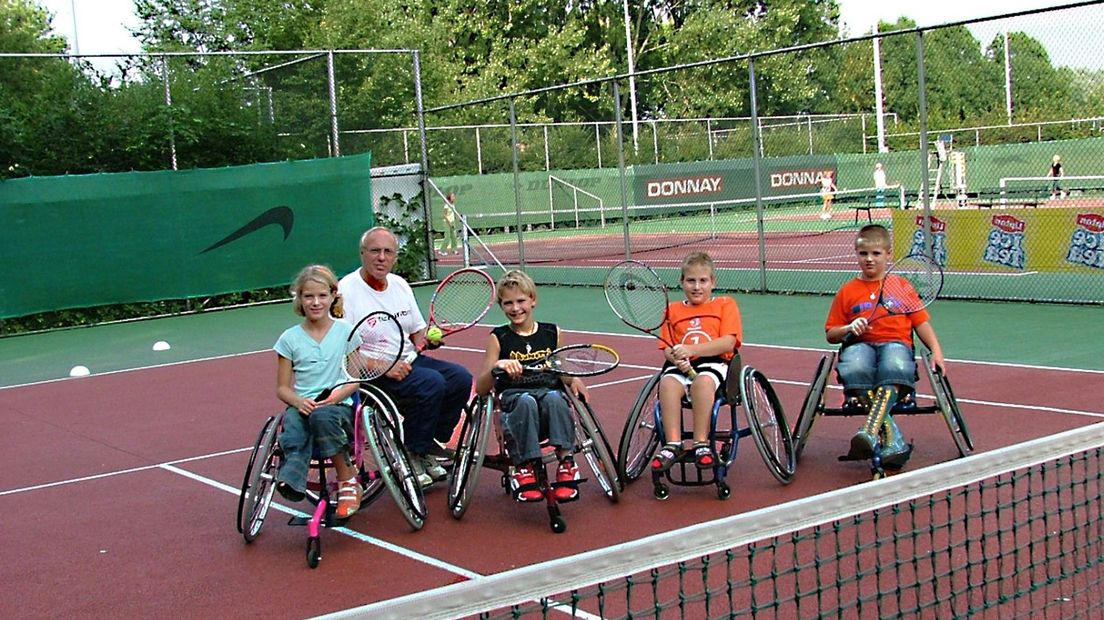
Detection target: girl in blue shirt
<box><xmin>274</xmin><ymin>265</ymin><xmax>362</xmax><ymax>519</ymax></box>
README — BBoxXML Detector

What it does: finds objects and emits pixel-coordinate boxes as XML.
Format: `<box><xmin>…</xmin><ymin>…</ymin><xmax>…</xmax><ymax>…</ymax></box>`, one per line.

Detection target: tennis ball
<box><xmin>426</xmin><ymin>326</ymin><xmax>444</xmax><ymax>342</ymax></box>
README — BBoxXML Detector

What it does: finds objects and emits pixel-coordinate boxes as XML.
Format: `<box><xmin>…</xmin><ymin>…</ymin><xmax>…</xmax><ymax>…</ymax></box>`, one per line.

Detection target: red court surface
<box><xmin>2</xmin><ymin>329</ymin><xmax>1102</xmax><ymax>618</ymax></box>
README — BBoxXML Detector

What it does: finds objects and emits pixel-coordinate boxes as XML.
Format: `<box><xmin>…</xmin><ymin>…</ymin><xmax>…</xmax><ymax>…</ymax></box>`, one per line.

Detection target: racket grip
<box><xmin>315</xmin><ymin>388</ymin><xmax>333</xmax><ymax>402</ymax></box>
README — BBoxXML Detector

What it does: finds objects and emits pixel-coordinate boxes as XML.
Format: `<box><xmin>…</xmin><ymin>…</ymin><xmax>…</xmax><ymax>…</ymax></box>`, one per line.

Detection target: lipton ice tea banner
<box><xmin>892</xmin><ymin>208</ymin><xmax>1104</xmax><ymax>273</ymax></box>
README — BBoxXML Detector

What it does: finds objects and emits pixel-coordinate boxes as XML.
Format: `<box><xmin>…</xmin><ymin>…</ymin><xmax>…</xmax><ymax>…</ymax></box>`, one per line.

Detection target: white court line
<box><xmin>161</xmin><ymin>464</ymin><xmax>482</xmax><ymax>580</ymax></box>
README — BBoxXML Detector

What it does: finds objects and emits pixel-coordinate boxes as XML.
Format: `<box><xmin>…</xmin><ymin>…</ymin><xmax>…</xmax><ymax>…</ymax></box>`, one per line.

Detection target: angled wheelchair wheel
<box><xmin>617</xmin><ymin>371</ymin><xmax>662</xmax><ymax>483</ymax></box>
<box><xmin>237</xmin><ymin>415</ymin><xmax>279</xmax><ymax>543</ymax></box>
<box><xmin>447</xmin><ymin>395</ymin><xmax>492</xmax><ymax>520</ymax></box>
<box><xmin>793</xmin><ymin>353</ymin><xmax>835</xmax><ymax>461</ymax></box>
<box><xmin>568</xmin><ymin>390</ymin><xmax>620</xmax><ymax>502</ymax></box>
<box><xmin>741</xmin><ymin>367</ymin><xmax>796</xmax><ymax>484</ymax></box>
<box><xmin>921</xmin><ymin>349</ymin><xmax>974</xmax><ymax>457</ymax></box>
<box><xmin>361</xmin><ymin>387</ymin><xmax>427</xmax><ymax>531</ymax></box>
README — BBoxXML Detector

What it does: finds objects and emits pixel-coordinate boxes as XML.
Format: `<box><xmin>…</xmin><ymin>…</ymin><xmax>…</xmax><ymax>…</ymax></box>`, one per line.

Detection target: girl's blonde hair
<box><xmin>497</xmin><ymin>269</ymin><xmax>537</xmax><ymax>302</ymax></box>
<box><xmin>680</xmin><ymin>251</ymin><xmax>716</xmax><ymax>280</ymax></box>
<box><xmin>290</xmin><ymin>264</ymin><xmax>344</xmax><ymax>318</ymax></box>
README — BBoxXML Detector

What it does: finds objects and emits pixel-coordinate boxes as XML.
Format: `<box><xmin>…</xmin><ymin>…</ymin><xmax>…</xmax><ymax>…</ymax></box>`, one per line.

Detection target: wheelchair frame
<box><xmin>616</xmin><ymin>354</ymin><xmax>796</xmax><ymax>500</ymax></box>
<box><xmin>792</xmin><ymin>347</ymin><xmax>974</xmax><ymax>478</ymax></box>
<box><xmin>236</xmin><ymin>384</ymin><xmax>427</xmax><ymax>568</ymax></box>
<box><xmin>446</xmin><ymin>385</ymin><xmax>620</xmax><ymax>534</ymax></box>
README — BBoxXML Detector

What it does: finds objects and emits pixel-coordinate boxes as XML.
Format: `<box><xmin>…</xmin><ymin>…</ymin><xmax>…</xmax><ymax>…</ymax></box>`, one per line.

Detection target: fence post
<box><xmin>612</xmin><ymin>81</ymin><xmax>632</xmax><ymax>261</ymax></box>
<box><xmin>749</xmin><ymin>59</ymin><xmax>767</xmax><ymax>293</ymax></box>
<box><xmin>326</xmin><ymin>51</ymin><xmax>340</xmax><ymax>157</ymax></box>
<box><xmin>509</xmin><ymin>99</ymin><xmax>526</xmax><ymax>267</ymax></box>
<box><xmin>915</xmin><ymin>31</ymin><xmax>934</xmax><ymax>258</ymax></box>
<box><xmin>411</xmin><ymin>50</ymin><xmax>435</xmax><ymax>279</ymax></box>
<box><xmin>160</xmin><ymin>56</ymin><xmax>177</xmax><ymax>171</ymax></box>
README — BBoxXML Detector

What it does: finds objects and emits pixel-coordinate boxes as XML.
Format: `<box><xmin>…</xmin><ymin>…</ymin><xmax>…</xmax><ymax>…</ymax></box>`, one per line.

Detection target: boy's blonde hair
<box><xmin>680</xmin><ymin>251</ymin><xmax>716</xmax><ymax>280</ymax></box>
<box><xmin>290</xmin><ymin>264</ymin><xmax>344</xmax><ymax>318</ymax></box>
<box><xmin>855</xmin><ymin>224</ymin><xmax>891</xmax><ymax>250</ymax></box>
<box><xmin>497</xmin><ymin>269</ymin><xmax>537</xmax><ymax>302</ymax></box>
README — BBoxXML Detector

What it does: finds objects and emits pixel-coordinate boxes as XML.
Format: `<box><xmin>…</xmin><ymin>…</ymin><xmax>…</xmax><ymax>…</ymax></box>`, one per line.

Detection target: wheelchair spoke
<box><xmin>238</xmin><ymin>415</ymin><xmax>279</xmax><ymax>542</ymax></box>
<box><xmin>617</xmin><ymin>371</ymin><xmax>662</xmax><ymax>483</ymax></box>
<box><xmin>741</xmin><ymin>367</ymin><xmax>797</xmax><ymax>484</ymax></box>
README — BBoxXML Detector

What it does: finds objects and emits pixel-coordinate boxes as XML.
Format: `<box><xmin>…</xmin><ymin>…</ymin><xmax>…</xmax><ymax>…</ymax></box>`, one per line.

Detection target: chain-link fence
<box><xmin>0</xmin><ymin>49</ymin><xmax>427</xmax><ymax>176</ymax></box>
<box><xmin>427</xmin><ymin>2</ymin><xmax>1104</xmax><ymax>304</ymax></box>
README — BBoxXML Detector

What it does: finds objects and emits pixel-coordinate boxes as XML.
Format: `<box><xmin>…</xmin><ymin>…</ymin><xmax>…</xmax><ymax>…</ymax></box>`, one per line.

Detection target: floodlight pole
<box><xmin>69</xmin><ymin>0</ymin><xmax>81</xmax><ymax>55</ymax></box>
<box><xmin>622</xmin><ymin>0</ymin><xmax>639</xmax><ymax>154</ymax></box>
<box><xmin>872</xmin><ymin>22</ymin><xmax>887</xmax><ymax>153</ymax></box>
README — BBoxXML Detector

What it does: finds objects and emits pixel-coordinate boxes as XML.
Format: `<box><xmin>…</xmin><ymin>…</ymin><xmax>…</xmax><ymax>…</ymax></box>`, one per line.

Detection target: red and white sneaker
<box><xmin>511</xmin><ymin>465</ymin><xmax>542</xmax><ymax>502</ymax></box>
<box><xmin>554</xmin><ymin>458</ymin><xmax>580</xmax><ymax>501</ymax></box>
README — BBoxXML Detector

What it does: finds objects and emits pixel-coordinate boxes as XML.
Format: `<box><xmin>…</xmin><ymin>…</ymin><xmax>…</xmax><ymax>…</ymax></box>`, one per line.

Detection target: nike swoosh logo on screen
<box><xmin>201</xmin><ymin>206</ymin><xmax>294</xmax><ymax>254</ymax></box>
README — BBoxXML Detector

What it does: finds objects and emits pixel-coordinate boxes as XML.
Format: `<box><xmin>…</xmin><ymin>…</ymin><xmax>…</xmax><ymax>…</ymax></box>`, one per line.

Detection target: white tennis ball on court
<box><xmin>69</xmin><ymin>365</ymin><xmax>91</xmax><ymax>377</ymax></box>
<box><xmin>152</xmin><ymin>340</ymin><xmax>171</xmax><ymax>351</ymax></box>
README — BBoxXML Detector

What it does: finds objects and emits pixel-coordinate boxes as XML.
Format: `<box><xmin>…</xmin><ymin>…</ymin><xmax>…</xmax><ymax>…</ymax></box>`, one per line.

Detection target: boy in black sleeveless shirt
<box><xmin>474</xmin><ymin>271</ymin><xmax>587</xmax><ymax>502</ymax></box>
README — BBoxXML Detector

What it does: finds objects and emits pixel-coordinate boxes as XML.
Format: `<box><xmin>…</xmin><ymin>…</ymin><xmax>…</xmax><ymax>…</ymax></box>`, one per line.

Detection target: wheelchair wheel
<box><xmin>793</xmin><ymin>353</ymin><xmax>834</xmax><ymax>460</ymax></box>
<box><xmin>447</xmin><ymin>395</ymin><xmax>492</xmax><ymax>520</ymax></box>
<box><xmin>921</xmin><ymin>349</ymin><xmax>974</xmax><ymax>457</ymax></box>
<box><xmin>237</xmin><ymin>415</ymin><xmax>279</xmax><ymax>543</ymax></box>
<box><xmin>567</xmin><ymin>390</ymin><xmax>620</xmax><ymax>502</ymax></box>
<box><xmin>361</xmin><ymin>388</ymin><xmax>427</xmax><ymax>531</ymax></box>
<box><xmin>740</xmin><ymin>367</ymin><xmax>796</xmax><ymax>484</ymax></box>
<box><xmin>617</xmin><ymin>371</ymin><xmax>662</xmax><ymax>483</ymax></box>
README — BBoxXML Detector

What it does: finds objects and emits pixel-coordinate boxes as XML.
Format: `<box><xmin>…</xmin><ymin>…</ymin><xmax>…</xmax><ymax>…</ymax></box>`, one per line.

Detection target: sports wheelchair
<box><xmin>236</xmin><ymin>385</ymin><xmax>427</xmax><ymax>568</ymax></box>
<box><xmin>792</xmin><ymin>347</ymin><xmax>974</xmax><ymax>479</ymax></box>
<box><xmin>446</xmin><ymin>385</ymin><xmax>621</xmax><ymax>534</ymax></box>
<box><xmin>617</xmin><ymin>354</ymin><xmax>796</xmax><ymax>500</ymax></box>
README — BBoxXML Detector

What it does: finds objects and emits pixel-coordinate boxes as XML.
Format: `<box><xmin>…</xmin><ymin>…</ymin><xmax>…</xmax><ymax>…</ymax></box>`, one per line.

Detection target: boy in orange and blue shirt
<box><xmin>825</xmin><ymin>225</ymin><xmax>945</xmax><ymax>469</ymax></box>
<box><xmin>650</xmin><ymin>252</ymin><xmax>742</xmax><ymax>472</ymax></box>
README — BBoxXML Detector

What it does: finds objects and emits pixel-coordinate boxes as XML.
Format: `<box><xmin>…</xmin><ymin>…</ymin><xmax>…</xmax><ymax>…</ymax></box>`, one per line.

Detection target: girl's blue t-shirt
<box><xmin>274</xmin><ymin>320</ymin><xmax>354</xmax><ymax>405</ymax></box>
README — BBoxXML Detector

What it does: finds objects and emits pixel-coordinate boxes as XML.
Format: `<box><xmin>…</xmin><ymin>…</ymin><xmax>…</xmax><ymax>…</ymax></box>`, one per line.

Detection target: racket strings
<box><xmin>432</xmin><ymin>272</ymin><xmax>494</xmax><ymax>329</ymax></box>
<box><xmin>605</xmin><ymin>268</ymin><xmax>668</xmax><ymax>331</ymax></box>
<box><xmin>884</xmin><ymin>256</ymin><xmax>943</xmax><ymax>313</ymax></box>
<box><xmin>345</xmin><ymin>315</ymin><xmax>404</xmax><ymax>381</ymax></box>
<box><xmin>549</xmin><ymin>345</ymin><xmax>620</xmax><ymax>376</ymax></box>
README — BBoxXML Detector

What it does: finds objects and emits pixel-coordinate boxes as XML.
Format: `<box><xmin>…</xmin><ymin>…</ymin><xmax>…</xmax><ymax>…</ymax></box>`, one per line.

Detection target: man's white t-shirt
<box><xmin>338</xmin><ymin>270</ymin><xmax>427</xmax><ymax>361</ymax></box>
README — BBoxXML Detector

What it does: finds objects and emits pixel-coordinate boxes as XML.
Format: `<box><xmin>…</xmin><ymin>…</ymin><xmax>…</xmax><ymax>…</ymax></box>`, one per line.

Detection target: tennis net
<box><xmin>324</xmin><ymin>422</ymin><xmax>1104</xmax><ymax>620</ymax></box>
<box><xmin>466</xmin><ymin>185</ymin><xmax>904</xmax><ymax>267</ymax></box>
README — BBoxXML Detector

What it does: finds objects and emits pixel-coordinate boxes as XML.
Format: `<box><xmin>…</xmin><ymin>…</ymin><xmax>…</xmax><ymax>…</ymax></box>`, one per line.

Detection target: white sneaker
<box><xmin>418</xmin><ymin>454</ymin><xmax>449</xmax><ymax>482</ymax></box>
<box><xmin>409</xmin><ymin>457</ymin><xmax>434</xmax><ymax>488</ymax></box>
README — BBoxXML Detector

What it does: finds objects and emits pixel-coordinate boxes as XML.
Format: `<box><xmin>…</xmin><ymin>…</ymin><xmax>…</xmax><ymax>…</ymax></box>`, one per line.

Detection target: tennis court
<box><xmin>2</xmin><ymin>286</ymin><xmax>1102</xmax><ymax>618</ymax></box>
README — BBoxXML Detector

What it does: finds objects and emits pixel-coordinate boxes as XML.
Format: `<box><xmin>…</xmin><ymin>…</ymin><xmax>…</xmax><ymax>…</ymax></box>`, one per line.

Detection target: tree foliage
<box><xmin>1</xmin><ymin>0</ymin><xmax>1100</xmax><ymax>180</ymax></box>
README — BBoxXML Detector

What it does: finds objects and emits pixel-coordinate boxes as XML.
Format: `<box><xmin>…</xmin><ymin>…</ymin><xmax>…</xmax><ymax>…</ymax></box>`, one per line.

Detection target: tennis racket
<box><xmin>603</xmin><ymin>260</ymin><xmax>697</xmax><ymax>379</ymax></box>
<box><xmin>519</xmin><ymin>344</ymin><xmax>621</xmax><ymax>377</ymax></box>
<box><xmin>315</xmin><ymin>310</ymin><xmax>405</xmax><ymax>401</ymax></box>
<box><xmin>844</xmin><ymin>253</ymin><xmax>944</xmax><ymax>343</ymax></box>
<box><xmin>418</xmin><ymin>268</ymin><xmax>496</xmax><ymax>352</ymax></box>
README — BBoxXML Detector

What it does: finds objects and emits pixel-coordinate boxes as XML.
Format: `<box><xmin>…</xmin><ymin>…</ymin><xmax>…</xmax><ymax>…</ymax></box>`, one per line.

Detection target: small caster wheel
<box><xmin>872</xmin><ymin>468</ymin><xmax>886</xmax><ymax>480</ymax></box>
<box><xmin>306</xmin><ymin>537</ymin><xmax>321</xmax><ymax>569</ymax></box>
<box><xmin>717</xmin><ymin>482</ymin><xmax>731</xmax><ymax>500</ymax></box>
<box><xmin>551</xmin><ymin>516</ymin><xmax>567</xmax><ymax>534</ymax></box>
<box><xmin>654</xmin><ymin>484</ymin><xmax>669</xmax><ymax>500</ymax></box>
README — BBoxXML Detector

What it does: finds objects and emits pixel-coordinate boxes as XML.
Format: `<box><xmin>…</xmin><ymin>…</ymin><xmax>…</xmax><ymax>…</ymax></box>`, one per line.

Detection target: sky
<box><xmin>37</xmin><ymin>0</ymin><xmax>1103</xmax><ymax>69</ymax></box>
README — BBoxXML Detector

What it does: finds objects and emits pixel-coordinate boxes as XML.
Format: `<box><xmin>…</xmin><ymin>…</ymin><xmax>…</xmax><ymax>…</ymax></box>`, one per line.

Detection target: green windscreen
<box><xmin>0</xmin><ymin>153</ymin><xmax>373</xmax><ymax>318</ymax></box>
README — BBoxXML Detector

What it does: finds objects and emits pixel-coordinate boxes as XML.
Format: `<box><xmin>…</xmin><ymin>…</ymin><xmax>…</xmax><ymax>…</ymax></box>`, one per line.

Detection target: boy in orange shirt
<box><xmin>650</xmin><ymin>252</ymin><xmax>742</xmax><ymax>472</ymax></box>
<box><xmin>825</xmin><ymin>225</ymin><xmax>945</xmax><ymax>469</ymax></box>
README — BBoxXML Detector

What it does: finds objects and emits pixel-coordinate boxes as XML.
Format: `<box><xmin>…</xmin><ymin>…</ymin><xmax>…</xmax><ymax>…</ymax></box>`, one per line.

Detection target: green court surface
<box><xmin>1</xmin><ymin>286</ymin><xmax>1099</xmax><ymax>389</ymax></box>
